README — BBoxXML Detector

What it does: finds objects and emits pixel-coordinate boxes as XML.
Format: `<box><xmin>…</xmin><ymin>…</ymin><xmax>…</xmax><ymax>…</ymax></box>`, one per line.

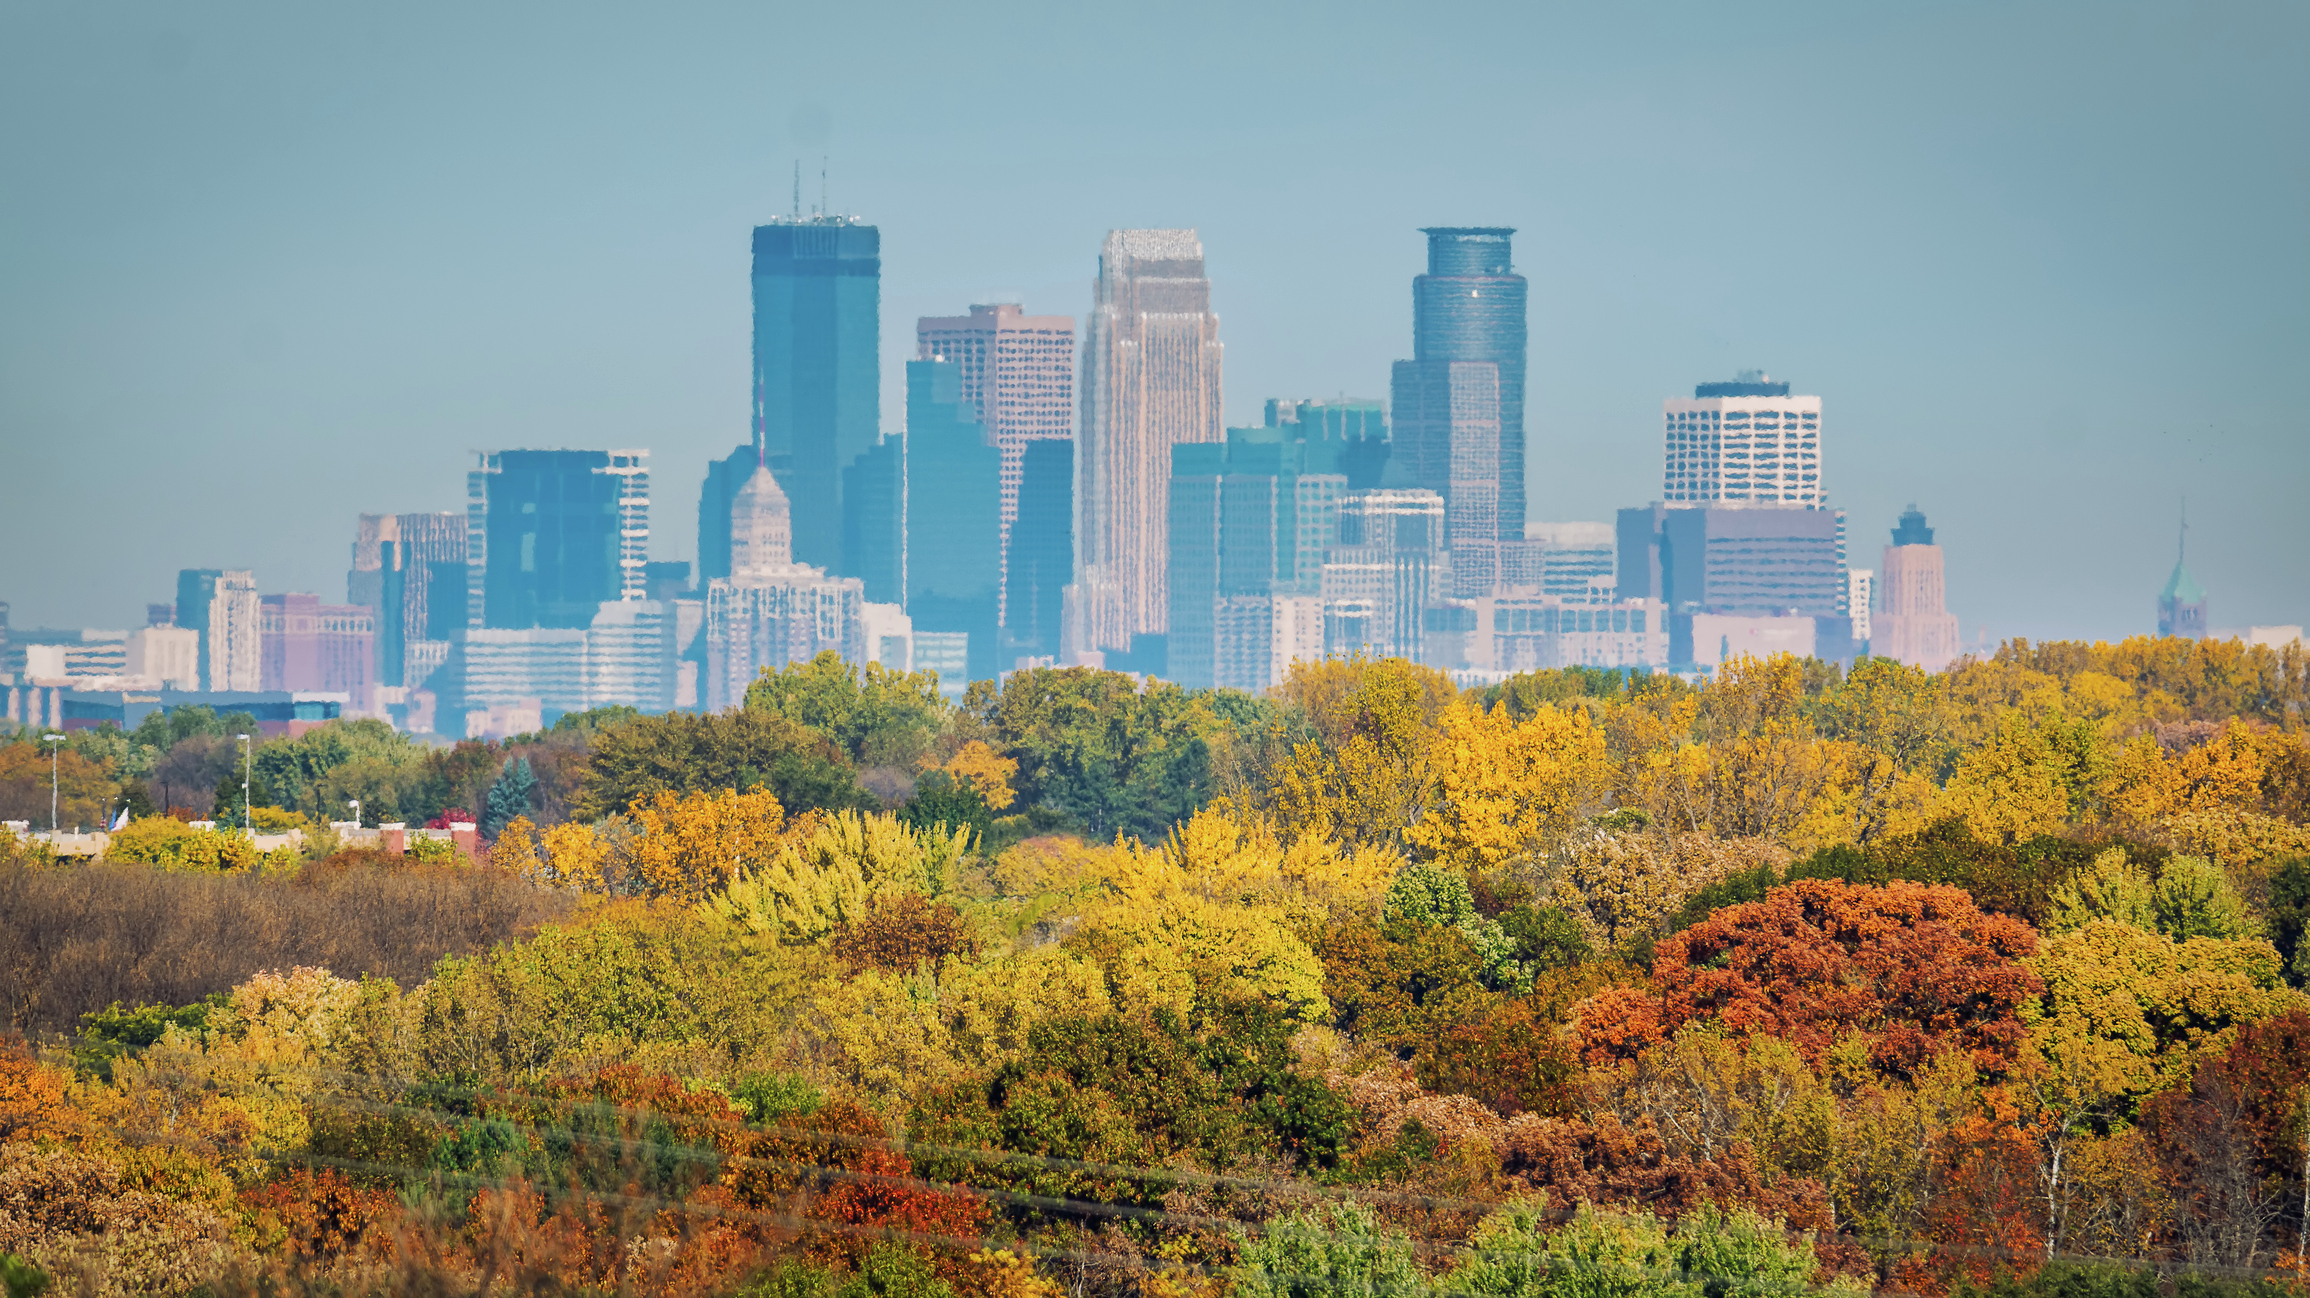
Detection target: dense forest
<box><xmin>3</xmin><ymin>636</ymin><xmax>2308</xmax><ymax>1298</ymax></box>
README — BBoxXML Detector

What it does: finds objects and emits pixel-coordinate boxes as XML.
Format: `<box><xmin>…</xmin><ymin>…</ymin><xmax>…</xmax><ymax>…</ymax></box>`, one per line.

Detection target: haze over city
<box><xmin>3</xmin><ymin>1</ymin><xmax>2305</xmax><ymax>646</ymax></box>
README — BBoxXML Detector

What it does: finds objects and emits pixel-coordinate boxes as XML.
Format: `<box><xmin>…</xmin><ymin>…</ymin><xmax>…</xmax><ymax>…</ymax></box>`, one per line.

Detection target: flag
<box><xmin>111</xmin><ymin>807</ymin><xmax>130</xmax><ymax>831</ymax></box>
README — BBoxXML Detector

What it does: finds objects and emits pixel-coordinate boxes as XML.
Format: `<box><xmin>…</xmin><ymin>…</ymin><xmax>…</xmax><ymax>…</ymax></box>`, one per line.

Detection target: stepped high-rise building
<box><xmin>704</xmin><ymin>463</ymin><xmax>865</xmax><ymax>710</ymax></box>
<box><xmin>1873</xmin><ymin>507</ymin><xmax>1961</xmax><ymax>671</ymax></box>
<box><xmin>466</xmin><ymin>450</ymin><xmax>648</xmax><ymax>630</ymax></box>
<box><xmin>753</xmin><ymin>216</ymin><xmax>880</xmax><ymax>574</ymax></box>
<box><xmin>916</xmin><ymin>304</ymin><xmax>1075</xmax><ymax>625</ymax></box>
<box><xmin>1065</xmin><ymin>229</ymin><xmax>1224</xmax><ymax>663</ymax></box>
<box><xmin>1390</xmin><ymin>228</ymin><xmax>1527</xmax><ymax>595</ymax></box>
<box><xmin>1660</xmin><ymin>373</ymin><xmax>1823</xmax><ymax>507</ymax></box>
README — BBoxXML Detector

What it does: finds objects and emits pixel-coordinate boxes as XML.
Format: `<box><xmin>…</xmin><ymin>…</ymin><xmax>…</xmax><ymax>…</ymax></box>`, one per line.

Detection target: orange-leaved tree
<box><xmin>1576</xmin><ymin>878</ymin><xmax>2043</xmax><ymax>1079</ymax></box>
<box><xmin>627</xmin><ymin>786</ymin><xmax>788</xmax><ymax>900</ymax></box>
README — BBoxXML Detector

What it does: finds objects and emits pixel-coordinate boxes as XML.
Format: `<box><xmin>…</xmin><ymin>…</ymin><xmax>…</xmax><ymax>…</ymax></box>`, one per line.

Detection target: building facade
<box><xmin>1322</xmin><ymin>489</ymin><xmax>1446</xmax><ymax>663</ymax></box>
<box><xmin>1660</xmin><ymin>373</ymin><xmax>1823</xmax><ymax>508</ymax></box>
<box><xmin>904</xmin><ymin>359</ymin><xmax>1003</xmax><ymax>684</ymax></box>
<box><xmin>348</xmin><ymin>512</ymin><xmax>466</xmax><ymax>690</ymax></box>
<box><xmin>181</xmin><ymin>569</ymin><xmax>262</xmax><ymax>693</ymax></box>
<box><xmin>466</xmin><ymin>450</ymin><xmax>648</xmax><ymax>630</ymax></box>
<box><xmin>702</xmin><ymin>464</ymin><xmax>867</xmax><ymax>710</ymax></box>
<box><xmin>1519</xmin><ymin>523</ymin><xmax>1617</xmax><ymax>598</ymax></box>
<box><xmin>695</xmin><ymin>443</ymin><xmax>758</xmax><ymax>586</ymax></box>
<box><xmin>916</xmin><ymin>303</ymin><xmax>1074</xmax><ymax>623</ymax></box>
<box><xmin>1390</xmin><ymin>228</ymin><xmax>1527</xmax><ymax>570</ymax></box>
<box><xmin>753</xmin><ymin>216</ymin><xmax>880</xmax><ymax>574</ymax></box>
<box><xmin>259</xmin><ymin>593</ymin><xmax>374</xmax><ymax>706</ymax></box>
<box><xmin>127</xmin><ymin>624</ymin><xmax>199</xmax><ymax>690</ymax></box>
<box><xmin>1066</xmin><ymin>229</ymin><xmax>1224</xmax><ymax>661</ymax></box>
<box><xmin>1873</xmin><ymin>508</ymin><xmax>1962</xmax><ymax>671</ymax></box>
<box><xmin>1004</xmin><ymin>439</ymin><xmax>1073</xmax><ymax>665</ymax></box>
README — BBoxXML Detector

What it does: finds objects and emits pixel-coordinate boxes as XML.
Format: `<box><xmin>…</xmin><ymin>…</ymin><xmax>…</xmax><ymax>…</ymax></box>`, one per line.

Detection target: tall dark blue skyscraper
<box><xmin>695</xmin><ymin>443</ymin><xmax>757</xmax><ymax>587</ymax></box>
<box><xmin>753</xmin><ymin>217</ymin><xmax>880</xmax><ymax>575</ymax></box>
<box><xmin>1389</xmin><ymin>228</ymin><xmax>1526</xmax><ymax>594</ymax></box>
<box><xmin>904</xmin><ymin>360</ymin><xmax>1001</xmax><ymax>682</ymax></box>
<box><xmin>1004</xmin><ymin>440</ymin><xmax>1073</xmax><ymax>664</ymax></box>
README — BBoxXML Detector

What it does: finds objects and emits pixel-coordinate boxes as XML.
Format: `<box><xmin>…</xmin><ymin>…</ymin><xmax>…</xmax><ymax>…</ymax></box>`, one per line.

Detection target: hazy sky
<box><xmin>2</xmin><ymin>1</ymin><xmax>2304</xmax><ymax>644</ymax></box>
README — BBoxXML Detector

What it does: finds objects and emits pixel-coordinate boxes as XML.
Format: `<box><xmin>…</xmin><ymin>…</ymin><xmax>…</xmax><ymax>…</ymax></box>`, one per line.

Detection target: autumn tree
<box><xmin>1577</xmin><ymin>879</ymin><xmax>2043</xmax><ymax>1079</ymax></box>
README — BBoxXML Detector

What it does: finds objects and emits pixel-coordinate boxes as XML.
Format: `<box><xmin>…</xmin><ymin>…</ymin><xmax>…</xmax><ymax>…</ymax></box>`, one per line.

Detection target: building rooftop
<box><xmin>2161</xmin><ymin>559</ymin><xmax>2206</xmax><ymax>604</ymax></box>
<box><xmin>1695</xmin><ymin>370</ymin><xmax>1791</xmax><ymax>398</ymax></box>
<box><xmin>1890</xmin><ymin>507</ymin><xmax>1934</xmax><ymax>546</ymax></box>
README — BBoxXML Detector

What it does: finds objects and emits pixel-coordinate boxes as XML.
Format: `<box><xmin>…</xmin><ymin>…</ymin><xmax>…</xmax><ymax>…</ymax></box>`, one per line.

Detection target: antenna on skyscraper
<box><xmin>2178</xmin><ymin>496</ymin><xmax>2189</xmax><ymax>564</ymax></box>
<box><xmin>820</xmin><ymin>157</ymin><xmax>828</xmax><ymax>218</ymax></box>
<box><xmin>791</xmin><ymin>161</ymin><xmax>800</xmax><ymax>220</ymax></box>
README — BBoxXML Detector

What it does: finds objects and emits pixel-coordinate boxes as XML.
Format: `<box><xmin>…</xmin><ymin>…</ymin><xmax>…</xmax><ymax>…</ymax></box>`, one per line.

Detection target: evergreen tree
<box><xmin>481</xmin><ymin>755</ymin><xmax>536</xmax><ymax>838</ymax></box>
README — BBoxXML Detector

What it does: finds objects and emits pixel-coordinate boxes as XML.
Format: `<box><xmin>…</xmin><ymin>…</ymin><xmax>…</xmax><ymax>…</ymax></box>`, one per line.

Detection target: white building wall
<box><xmin>208</xmin><ymin>570</ymin><xmax>262</xmax><ymax>693</ymax></box>
<box><xmin>1661</xmin><ymin>394</ymin><xmax>1823</xmax><ymax>507</ymax></box>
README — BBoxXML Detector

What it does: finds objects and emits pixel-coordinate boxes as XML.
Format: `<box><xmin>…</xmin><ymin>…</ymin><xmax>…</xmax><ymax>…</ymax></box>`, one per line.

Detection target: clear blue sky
<box><xmin>3</xmin><ymin>1</ymin><xmax>2303</xmax><ymax>644</ymax></box>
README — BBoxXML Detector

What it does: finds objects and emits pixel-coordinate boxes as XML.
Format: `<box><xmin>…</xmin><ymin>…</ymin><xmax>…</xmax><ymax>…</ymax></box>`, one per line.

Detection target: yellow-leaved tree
<box><xmin>628</xmin><ymin>786</ymin><xmax>788</xmax><ymax>900</ymax></box>
<box><xmin>1937</xmin><ymin>714</ymin><xmax>2108</xmax><ymax>842</ymax></box>
<box><xmin>939</xmin><ymin>739</ymin><xmax>1018</xmax><ymax>811</ymax></box>
<box><xmin>703</xmin><ymin>809</ymin><xmax>970</xmax><ymax>944</ymax></box>
<box><xmin>1264</xmin><ymin>657</ymin><xmax>1455</xmax><ymax>852</ymax></box>
<box><xmin>1406</xmin><ymin>695</ymin><xmax>1610</xmax><ymax>872</ymax></box>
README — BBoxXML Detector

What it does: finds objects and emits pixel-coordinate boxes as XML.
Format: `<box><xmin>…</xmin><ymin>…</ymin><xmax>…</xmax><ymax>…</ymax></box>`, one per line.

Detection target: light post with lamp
<box><xmin>238</xmin><ymin>734</ymin><xmax>252</xmax><ymax>840</ymax></box>
<box><xmin>43</xmin><ymin>734</ymin><xmax>64</xmax><ymax>835</ymax></box>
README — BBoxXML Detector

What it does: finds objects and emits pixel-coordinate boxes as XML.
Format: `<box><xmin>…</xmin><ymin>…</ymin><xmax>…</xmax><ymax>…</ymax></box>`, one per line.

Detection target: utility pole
<box><xmin>43</xmin><ymin>733</ymin><xmax>64</xmax><ymax>834</ymax></box>
<box><xmin>238</xmin><ymin>733</ymin><xmax>252</xmax><ymax>839</ymax></box>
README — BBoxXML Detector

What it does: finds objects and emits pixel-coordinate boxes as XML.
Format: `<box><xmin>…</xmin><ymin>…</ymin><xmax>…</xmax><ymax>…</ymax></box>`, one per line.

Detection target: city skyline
<box><xmin>1</xmin><ymin>3</ymin><xmax>2304</xmax><ymax>643</ymax></box>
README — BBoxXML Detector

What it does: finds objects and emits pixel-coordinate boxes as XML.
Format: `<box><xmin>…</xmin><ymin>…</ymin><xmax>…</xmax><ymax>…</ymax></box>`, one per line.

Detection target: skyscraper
<box><xmin>753</xmin><ymin>216</ymin><xmax>880</xmax><ymax>574</ymax></box>
<box><xmin>175</xmin><ymin>568</ymin><xmax>260</xmax><ymax>693</ymax></box>
<box><xmin>703</xmin><ymin>464</ymin><xmax>866</xmax><ymax>710</ymax></box>
<box><xmin>1005</xmin><ymin>440</ymin><xmax>1073</xmax><ymax>664</ymax></box>
<box><xmin>695</xmin><ymin>443</ymin><xmax>759</xmax><ymax>587</ymax></box>
<box><xmin>1066</xmin><ymin>229</ymin><xmax>1224</xmax><ymax>662</ymax></box>
<box><xmin>349</xmin><ymin>512</ymin><xmax>466</xmax><ymax>689</ymax></box>
<box><xmin>1874</xmin><ymin>507</ymin><xmax>1961</xmax><ymax>670</ymax></box>
<box><xmin>260</xmin><ymin>593</ymin><xmax>374</xmax><ymax>705</ymax></box>
<box><xmin>466</xmin><ymin>450</ymin><xmax>648</xmax><ymax>630</ymax></box>
<box><xmin>1167</xmin><ymin>430</ymin><xmax>1350</xmax><ymax>688</ymax></box>
<box><xmin>916</xmin><ymin>303</ymin><xmax>1075</xmax><ymax>623</ymax></box>
<box><xmin>1389</xmin><ymin>227</ymin><xmax>1527</xmax><ymax>590</ymax></box>
<box><xmin>904</xmin><ymin>360</ymin><xmax>1003</xmax><ymax>684</ymax></box>
<box><xmin>1660</xmin><ymin>373</ymin><xmax>1823</xmax><ymax>507</ymax></box>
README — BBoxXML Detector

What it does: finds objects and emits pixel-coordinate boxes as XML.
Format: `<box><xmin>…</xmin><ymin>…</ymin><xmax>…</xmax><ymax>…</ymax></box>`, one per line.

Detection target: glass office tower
<box><xmin>467</xmin><ymin>449</ymin><xmax>648</xmax><ymax>630</ymax></box>
<box><xmin>904</xmin><ymin>360</ymin><xmax>1002</xmax><ymax>683</ymax></box>
<box><xmin>753</xmin><ymin>217</ymin><xmax>880</xmax><ymax>575</ymax></box>
<box><xmin>1389</xmin><ymin>228</ymin><xmax>1527</xmax><ymax>545</ymax></box>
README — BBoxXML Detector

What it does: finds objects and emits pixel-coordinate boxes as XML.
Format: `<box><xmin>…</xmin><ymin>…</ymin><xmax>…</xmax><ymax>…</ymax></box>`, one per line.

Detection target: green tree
<box><xmin>2150</xmin><ymin>855</ymin><xmax>2252</xmax><ymax>941</ymax></box>
<box><xmin>576</xmin><ymin>708</ymin><xmax>875</xmax><ymax>820</ymax></box>
<box><xmin>2267</xmin><ymin>856</ymin><xmax>2310</xmax><ymax>987</ymax></box>
<box><xmin>990</xmin><ymin>667</ymin><xmax>1265</xmax><ymax>840</ymax></box>
<box><xmin>482</xmin><ymin>755</ymin><xmax>538</xmax><ymax>838</ymax></box>
<box><xmin>1231</xmin><ymin>1200</ymin><xmax>1430</xmax><ymax>1298</ymax></box>
<box><xmin>746</xmin><ymin>650</ymin><xmax>949</xmax><ymax>768</ymax></box>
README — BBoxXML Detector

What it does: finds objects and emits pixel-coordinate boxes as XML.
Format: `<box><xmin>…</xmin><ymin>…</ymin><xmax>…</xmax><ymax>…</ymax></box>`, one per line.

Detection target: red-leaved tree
<box><xmin>1576</xmin><ymin>879</ymin><xmax>2044</xmax><ymax>1078</ymax></box>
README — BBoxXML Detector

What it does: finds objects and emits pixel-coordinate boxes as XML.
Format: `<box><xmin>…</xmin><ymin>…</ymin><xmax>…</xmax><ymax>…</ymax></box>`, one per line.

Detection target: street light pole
<box><xmin>238</xmin><ymin>733</ymin><xmax>252</xmax><ymax>840</ymax></box>
<box><xmin>43</xmin><ymin>734</ymin><xmax>64</xmax><ymax>834</ymax></box>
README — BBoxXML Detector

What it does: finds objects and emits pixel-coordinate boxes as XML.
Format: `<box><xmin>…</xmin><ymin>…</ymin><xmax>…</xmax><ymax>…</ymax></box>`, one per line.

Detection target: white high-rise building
<box><xmin>207</xmin><ymin>570</ymin><xmax>261</xmax><ymax>693</ymax></box>
<box><xmin>704</xmin><ymin>463</ymin><xmax>865</xmax><ymax>710</ymax></box>
<box><xmin>1846</xmin><ymin>569</ymin><xmax>1874</xmax><ymax>646</ymax></box>
<box><xmin>1661</xmin><ymin>373</ymin><xmax>1822</xmax><ymax>508</ymax></box>
<box><xmin>1064</xmin><ymin>229</ymin><xmax>1224</xmax><ymax>661</ymax></box>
